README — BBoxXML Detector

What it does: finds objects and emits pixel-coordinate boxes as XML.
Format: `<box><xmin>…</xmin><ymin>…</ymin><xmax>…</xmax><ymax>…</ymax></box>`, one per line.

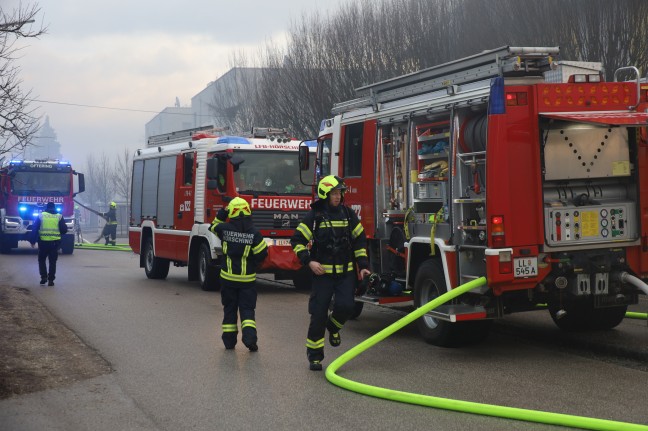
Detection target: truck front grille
<box><xmin>253</xmin><ymin>210</ymin><xmax>308</xmax><ymax>231</ymax></box>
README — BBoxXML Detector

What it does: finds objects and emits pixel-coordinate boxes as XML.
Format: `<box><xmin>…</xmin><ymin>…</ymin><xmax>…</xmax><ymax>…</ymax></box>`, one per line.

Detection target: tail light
<box><xmin>505</xmin><ymin>92</ymin><xmax>528</xmax><ymax>106</ymax></box>
<box><xmin>499</xmin><ymin>250</ymin><xmax>513</xmax><ymax>274</ymax></box>
<box><xmin>491</xmin><ymin>215</ymin><xmax>505</xmax><ymax>247</ymax></box>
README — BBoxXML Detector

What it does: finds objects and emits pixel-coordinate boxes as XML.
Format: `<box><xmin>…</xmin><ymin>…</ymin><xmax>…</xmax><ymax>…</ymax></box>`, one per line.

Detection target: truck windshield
<box><xmin>11</xmin><ymin>171</ymin><xmax>70</xmax><ymax>196</ymax></box>
<box><xmin>234</xmin><ymin>150</ymin><xmax>314</xmax><ymax>195</ymax></box>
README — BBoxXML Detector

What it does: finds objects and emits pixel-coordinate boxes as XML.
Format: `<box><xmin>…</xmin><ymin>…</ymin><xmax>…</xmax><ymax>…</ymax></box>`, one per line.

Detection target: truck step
<box><xmin>356</xmin><ymin>294</ymin><xmax>413</xmax><ymax>306</ymax></box>
<box><xmin>425</xmin><ymin>304</ymin><xmax>488</xmax><ymax>322</ymax></box>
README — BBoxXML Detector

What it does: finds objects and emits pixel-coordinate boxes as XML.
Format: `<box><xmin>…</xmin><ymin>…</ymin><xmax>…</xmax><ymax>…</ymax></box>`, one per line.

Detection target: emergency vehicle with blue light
<box><xmin>0</xmin><ymin>158</ymin><xmax>85</xmax><ymax>254</ymax></box>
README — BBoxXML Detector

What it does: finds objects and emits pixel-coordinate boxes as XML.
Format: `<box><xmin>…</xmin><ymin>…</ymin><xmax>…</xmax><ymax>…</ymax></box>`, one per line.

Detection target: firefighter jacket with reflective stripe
<box><xmin>102</xmin><ymin>208</ymin><xmax>118</xmax><ymax>225</ymax></box>
<box><xmin>33</xmin><ymin>210</ymin><xmax>67</xmax><ymax>242</ymax></box>
<box><xmin>209</xmin><ymin>214</ymin><xmax>268</xmax><ymax>283</ymax></box>
<box><xmin>290</xmin><ymin>202</ymin><xmax>369</xmax><ymax>276</ymax></box>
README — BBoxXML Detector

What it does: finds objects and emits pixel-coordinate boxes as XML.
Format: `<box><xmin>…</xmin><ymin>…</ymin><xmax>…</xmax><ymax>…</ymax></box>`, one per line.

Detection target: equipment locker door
<box><xmin>338</xmin><ymin>120</ymin><xmax>377</xmax><ymax>233</ymax></box>
<box><xmin>174</xmin><ymin>152</ymin><xmax>195</xmax><ymax>258</ymax></box>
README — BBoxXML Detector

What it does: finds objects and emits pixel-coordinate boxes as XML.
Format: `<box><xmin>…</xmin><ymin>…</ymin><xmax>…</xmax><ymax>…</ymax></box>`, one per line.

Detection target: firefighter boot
<box><xmin>329</xmin><ymin>331</ymin><xmax>341</xmax><ymax>347</ymax></box>
<box><xmin>242</xmin><ymin>321</ymin><xmax>258</xmax><ymax>352</ymax></box>
<box><xmin>309</xmin><ymin>360</ymin><xmax>323</xmax><ymax>371</ymax></box>
<box><xmin>222</xmin><ymin>331</ymin><xmax>237</xmax><ymax>350</ymax></box>
<box><xmin>327</xmin><ymin>316</ymin><xmax>342</xmax><ymax>347</ymax></box>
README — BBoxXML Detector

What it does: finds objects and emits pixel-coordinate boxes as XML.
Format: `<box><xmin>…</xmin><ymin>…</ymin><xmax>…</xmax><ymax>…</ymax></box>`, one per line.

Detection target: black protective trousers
<box><xmin>220</xmin><ymin>278</ymin><xmax>258</xmax><ymax>349</ymax></box>
<box><xmin>306</xmin><ymin>271</ymin><xmax>356</xmax><ymax>362</ymax></box>
<box><xmin>103</xmin><ymin>224</ymin><xmax>117</xmax><ymax>244</ymax></box>
<box><xmin>38</xmin><ymin>240</ymin><xmax>60</xmax><ymax>282</ymax></box>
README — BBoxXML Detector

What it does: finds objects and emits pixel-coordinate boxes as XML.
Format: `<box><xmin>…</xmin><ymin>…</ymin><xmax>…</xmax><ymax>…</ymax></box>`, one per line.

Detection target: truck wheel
<box><xmin>61</xmin><ymin>236</ymin><xmax>74</xmax><ymax>255</ymax></box>
<box><xmin>548</xmin><ymin>300</ymin><xmax>590</xmax><ymax>331</ymax></box>
<box><xmin>414</xmin><ymin>259</ymin><xmax>490</xmax><ymax>347</ymax></box>
<box><xmin>292</xmin><ymin>267</ymin><xmax>312</xmax><ymax>290</ymax></box>
<box><xmin>143</xmin><ymin>237</ymin><xmax>170</xmax><ymax>279</ymax></box>
<box><xmin>198</xmin><ymin>242</ymin><xmax>220</xmax><ymax>291</ymax></box>
<box><xmin>548</xmin><ymin>300</ymin><xmax>627</xmax><ymax>331</ymax></box>
<box><xmin>590</xmin><ymin>305</ymin><xmax>627</xmax><ymax>330</ymax></box>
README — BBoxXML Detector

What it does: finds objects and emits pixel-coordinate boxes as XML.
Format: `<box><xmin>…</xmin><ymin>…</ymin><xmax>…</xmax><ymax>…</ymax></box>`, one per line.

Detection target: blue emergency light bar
<box><xmin>19</xmin><ymin>203</ymin><xmax>63</xmax><ymax>216</ymax></box>
<box><xmin>217</xmin><ymin>136</ymin><xmax>251</xmax><ymax>145</ymax></box>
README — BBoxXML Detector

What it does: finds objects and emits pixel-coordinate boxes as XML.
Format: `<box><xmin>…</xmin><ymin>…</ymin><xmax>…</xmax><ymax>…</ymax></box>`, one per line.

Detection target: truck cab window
<box><xmin>343</xmin><ymin>123</ymin><xmax>363</xmax><ymax>177</ymax></box>
<box><xmin>217</xmin><ymin>158</ymin><xmax>227</xmax><ymax>192</ymax></box>
<box><xmin>318</xmin><ymin>138</ymin><xmax>332</xmax><ymax>180</ymax></box>
<box><xmin>183</xmin><ymin>153</ymin><xmax>194</xmax><ymax>186</ymax></box>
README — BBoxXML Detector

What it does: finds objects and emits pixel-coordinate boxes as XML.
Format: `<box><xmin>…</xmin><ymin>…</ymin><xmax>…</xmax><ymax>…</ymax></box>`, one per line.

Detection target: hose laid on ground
<box><xmin>75</xmin><ymin>243</ymin><xmax>132</xmax><ymax>252</ymax></box>
<box><xmin>325</xmin><ymin>277</ymin><xmax>648</xmax><ymax>431</ymax></box>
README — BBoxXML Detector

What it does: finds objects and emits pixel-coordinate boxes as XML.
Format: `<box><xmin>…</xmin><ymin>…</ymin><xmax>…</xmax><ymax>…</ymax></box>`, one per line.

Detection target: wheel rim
<box><xmin>420</xmin><ymin>277</ymin><xmax>440</xmax><ymax>330</ymax></box>
<box><xmin>145</xmin><ymin>246</ymin><xmax>154</xmax><ymax>271</ymax></box>
<box><xmin>199</xmin><ymin>249</ymin><xmax>207</xmax><ymax>284</ymax></box>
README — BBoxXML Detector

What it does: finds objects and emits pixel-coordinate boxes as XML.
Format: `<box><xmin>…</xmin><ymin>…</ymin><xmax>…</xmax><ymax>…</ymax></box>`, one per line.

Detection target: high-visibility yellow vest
<box><xmin>39</xmin><ymin>212</ymin><xmax>62</xmax><ymax>241</ymax></box>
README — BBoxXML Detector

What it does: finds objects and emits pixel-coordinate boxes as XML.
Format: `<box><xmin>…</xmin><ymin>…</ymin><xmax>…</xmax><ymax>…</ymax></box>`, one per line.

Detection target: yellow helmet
<box><xmin>110</xmin><ymin>201</ymin><xmax>117</xmax><ymax>208</ymax></box>
<box><xmin>227</xmin><ymin>197</ymin><xmax>251</xmax><ymax>218</ymax></box>
<box><xmin>317</xmin><ymin>175</ymin><xmax>346</xmax><ymax>200</ymax></box>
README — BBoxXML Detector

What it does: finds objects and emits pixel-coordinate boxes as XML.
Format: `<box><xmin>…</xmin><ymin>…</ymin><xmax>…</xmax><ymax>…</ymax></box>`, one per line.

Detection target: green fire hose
<box><xmin>325</xmin><ymin>277</ymin><xmax>648</xmax><ymax>431</ymax></box>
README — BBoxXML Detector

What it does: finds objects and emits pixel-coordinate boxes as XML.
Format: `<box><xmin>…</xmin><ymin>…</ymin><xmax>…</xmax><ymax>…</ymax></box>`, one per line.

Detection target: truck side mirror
<box><xmin>299</xmin><ymin>144</ymin><xmax>310</xmax><ymax>171</ymax></box>
<box><xmin>207</xmin><ymin>179</ymin><xmax>220</xmax><ymax>190</ymax></box>
<box><xmin>73</xmin><ymin>172</ymin><xmax>85</xmax><ymax>196</ymax></box>
<box><xmin>206</xmin><ymin>158</ymin><xmax>218</xmax><ymax>180</ymax></box>
<box><xmin>230</xmin><ymin>156</ymin><xmax>244</xmax><ymax>173</ymax></box>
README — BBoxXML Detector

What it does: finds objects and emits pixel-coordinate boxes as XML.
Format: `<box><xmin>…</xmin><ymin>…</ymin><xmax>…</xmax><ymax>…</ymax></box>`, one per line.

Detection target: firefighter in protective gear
<box><xmin>30</xmin><ymin>202</ymin><xmax>68</xmax><ymax>286</ymax></box>
<box><xmin>94</xmin><ymin>201</ymin><xmax>117</xmax><ymax>245</ymax></box>
<box><xmin>290</xmin><ymin>175</ymin><xmax>371</xmax><ymax>370</ymax></box>
<box><xmin>209</xmin><ymin>197</ymin><xmax>268</xmax><ymax>351</ymax></box>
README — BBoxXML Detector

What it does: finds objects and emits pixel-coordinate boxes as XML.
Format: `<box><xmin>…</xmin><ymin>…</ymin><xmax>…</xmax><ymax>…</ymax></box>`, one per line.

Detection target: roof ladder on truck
<box><xmin>332</xmin><ymin>46</ymin><xmax>559</xmax><ymax>115</ymax></box>
<box><xmin>147</xmin><ymin>126</ymin><xmax>230</xmax><ymax>147</ymax></box>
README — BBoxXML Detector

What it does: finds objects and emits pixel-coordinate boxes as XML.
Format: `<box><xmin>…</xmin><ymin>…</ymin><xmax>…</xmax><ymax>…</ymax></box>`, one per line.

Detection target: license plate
<box><xmin>514</xmin><ymin>257</ymin><xmax>538</xmax><ymax>278</ymax></box>
<box><xmin>264</xmin><ymin>238</ymin><xmax>291</xmax><ymax>246</ymax></box>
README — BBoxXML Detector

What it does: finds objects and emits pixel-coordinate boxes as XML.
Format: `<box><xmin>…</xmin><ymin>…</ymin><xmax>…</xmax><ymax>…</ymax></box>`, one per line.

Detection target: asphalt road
<box><xmin>1</xmin><ymin>245</ymin><xmax>647</xmax><ymax>431</ymax></box>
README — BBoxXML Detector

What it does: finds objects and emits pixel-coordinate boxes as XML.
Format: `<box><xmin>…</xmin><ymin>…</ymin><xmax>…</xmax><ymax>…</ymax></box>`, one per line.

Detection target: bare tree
<box><xmin>113</xmin><ymin>147</ymin><xmax>132</xmax><ymax>203</ymax></box>
<box><xmin>0</xmin><ymin>3</ymin><xmax>46</xmax><ymax>158</ymax></box>
<box><xmin>214</xmin><ymin>0</ymin><xmax>648</xmax><ymax>139</ymax></box>
<box><xmin>82</xmin><ymin>152</ymin><xmax>116</xmax><ymax>209</ymax></box>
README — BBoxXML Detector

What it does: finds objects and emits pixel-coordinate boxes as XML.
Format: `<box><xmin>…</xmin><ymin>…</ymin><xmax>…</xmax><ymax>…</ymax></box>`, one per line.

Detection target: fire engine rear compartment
<box><xmin>364</xmin><ymin>105</ymin><xmax>645</xmax><ymax>342</ymax></box>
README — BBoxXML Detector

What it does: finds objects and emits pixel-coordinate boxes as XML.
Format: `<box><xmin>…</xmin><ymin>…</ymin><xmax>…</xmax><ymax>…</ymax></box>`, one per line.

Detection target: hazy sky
<box><xmin>6</xmin><ymin>0</ymin><xmax>355</xmax><ymax>169</ymax></box>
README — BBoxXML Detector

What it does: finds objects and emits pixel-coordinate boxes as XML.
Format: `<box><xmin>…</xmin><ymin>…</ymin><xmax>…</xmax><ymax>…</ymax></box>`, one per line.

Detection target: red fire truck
<box><xmin>300</xmin><ymin>46</ymin><xmax>648</xmax><ymax>346</ymax></box>
<box><xmin>0</xmin><ymin>158</ymin><xmax>85</xmax><ymax>254</ymax></box>
<box><xmin>129</xmin><ymin>128</ymin><xmax>316</xmax><ymax>290</ymax></box>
